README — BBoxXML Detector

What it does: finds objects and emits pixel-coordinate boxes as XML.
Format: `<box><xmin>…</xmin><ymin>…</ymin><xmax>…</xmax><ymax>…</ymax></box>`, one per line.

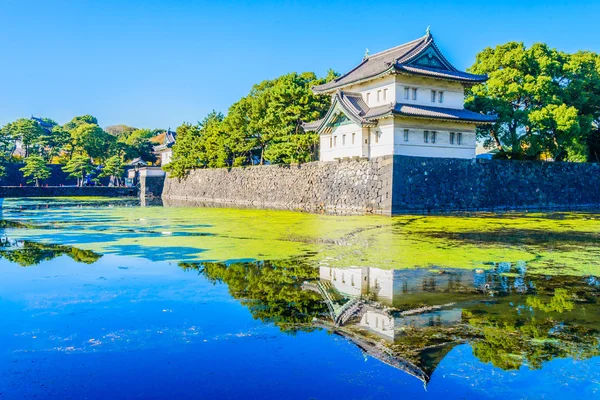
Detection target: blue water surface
<box><xmin>1</xmin><ymin>253</ymin><xmax>599</xmax><ymax>399</ymax></box>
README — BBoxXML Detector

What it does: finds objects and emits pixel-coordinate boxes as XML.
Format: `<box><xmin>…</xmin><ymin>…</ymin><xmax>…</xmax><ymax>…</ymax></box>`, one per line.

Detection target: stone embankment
<box><xmin>160</xmin><ymin>155</ymin><xmax>600</xmax><ymax>215</ymax></box>
<box><xmin>161</xmin><ymin>156</ymin><xmax>394</xmax><ymax>214</ymax></box>
<box><xmin>0</xmin><ymin>186</ymin><xmax>138</xmax><ymax>198</ymax></box>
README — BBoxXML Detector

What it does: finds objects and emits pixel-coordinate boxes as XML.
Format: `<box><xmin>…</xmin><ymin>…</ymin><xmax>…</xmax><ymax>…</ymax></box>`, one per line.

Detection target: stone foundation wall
<box><xmin>391</xmin><ymin>156</ymin><xmax>600</xmax><ymax>213</ymax></box>
<box><xmin>161</xmin><ymin>156</ymin><xmax>600</xmax><ymax>215</ymax></box>
<box><xmin>162</xmin><ymin>156</ymin><xmax>394</xmax><ymax>214</ymax></box>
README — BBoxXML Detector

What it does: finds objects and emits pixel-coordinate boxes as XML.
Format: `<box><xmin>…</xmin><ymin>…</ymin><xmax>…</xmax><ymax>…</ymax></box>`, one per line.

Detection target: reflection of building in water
<box><xmin>360</xmin><ymin>308</ymin><xmax>463</xmax><ymax>341</ymax></box>
<box><xmin>312</xmin><ymin>264</ymin><xmax>535</xmax><ymax>384</ymax></box>
<box><xmin>319</xmin><ymin>266</ymin><xmax>485</xmax><ymax>306</ymax></box>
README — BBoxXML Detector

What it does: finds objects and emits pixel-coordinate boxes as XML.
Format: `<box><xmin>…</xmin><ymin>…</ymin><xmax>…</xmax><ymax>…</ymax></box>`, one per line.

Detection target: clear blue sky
<box><xmin>1</xmin><ymin>0</ymin><xmax>599</xmax><ymax>130</ymax></box>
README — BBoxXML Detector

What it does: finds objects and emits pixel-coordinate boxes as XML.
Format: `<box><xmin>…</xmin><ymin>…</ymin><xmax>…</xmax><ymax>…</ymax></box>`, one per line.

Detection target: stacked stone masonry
<box><xmin>161</xmin><ymin>156</ymin><xmax>600</xmax><ymax>215</ymax></box>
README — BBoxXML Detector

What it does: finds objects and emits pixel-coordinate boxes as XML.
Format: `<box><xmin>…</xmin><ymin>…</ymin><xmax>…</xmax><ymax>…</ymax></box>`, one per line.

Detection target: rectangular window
<box><xmin>439</xmin><ymin>91</ymin><xmax>444</xmax><ymax>103</ymax></box>
<box><xmin>377</xmin><ymin>90</ymin><xmax>381</xmax><ymax>102</ymax></box>
<box><xmin>431</xmin><ymin>131</ymin><xmax>437</xmax><ymax>144</ymax></box>
<box><xmin>334</xmin><ymin>136</ymin><xmax>337</xmax><ymax>147</ymax></box>
<box><xmin>383</xmin><ymin>88</ymin><xmax>388</xmax><ymax>101</ymax></box>
<box><xmin>329</xmin><ymin>137</ymin><xmax>333</xmax><ymax>148</ymax></box>
<box><xmin>404</xmin><ymin>87</ymin><xmax>410</xmax><ymax>100</ymax></box>
<box><xmin>342</xmin><ymin>134</ymin><xmax>346</xmax><ymax>146</ymax></box>
<box><xmin>457</xmin><ymin>132</ymin><xmax>462</xmax><ymax>145</ymax></box>
<box><xmin>423</xmin><ymin>130</ymin><xmax>429</xmax><ymax>143</ymax></box>
<box><xmin>375</xmin><ymin>131</ymin><xmax>379</xmax><ymax>144</ymax></box>
<box><xmin>431</xmin><ymin>90</ymin><xmax>437</xmax><ymax>103</ymax></box>
<box><xmin>352</xmin><ymin>132</ymin><xmax>355</xmax><ymax>145</ymax></box>
<box><xmin>449</xmin><ymin>132</ymin><xmax>455</xmax><ymax>145</ymax></box>
<box><xmin>412</xmin><ymin>88</ymin><xmax>418</xmax><ymax>100</ymax></box>
<box><xmin>403</xmin><ymin>129</ymin><xmax>409</xmax><ymax>142</ymax></box>
<box><xmin>366</xmin><ymin>93</ymin><xmax>370</xmax><ymax>104</ymax></box>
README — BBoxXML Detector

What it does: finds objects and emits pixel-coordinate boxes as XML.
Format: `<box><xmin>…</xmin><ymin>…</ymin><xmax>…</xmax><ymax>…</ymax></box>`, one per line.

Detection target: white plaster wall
<box><xmin>367</xmin><ymin>268</ymin><xmax>395</xmax><ymax>304</ymax></box>
<box><xmin>343</xmin><ymin>75</ymin><xmax>396</xmax><ymax>108</ymax></box>
<box><xmin>368</xmin><ymin>117</ymin><xmax>395</xmax><ymax>158</ymax></box>
<box><xmin>161</xmin><ymin>151</ymin><xmax>173</xmax><ymax>165</ymax></box>
<box><xmin>394</xmin><ymin>75</ymin><xmax>465</xmax><ymax>110</ymax></box>
<box><xmin>320</xmin><ymin>122</ymin><xmax>364</xmax><ymax>161</ymax></box>
<box><xmin>360</xmin><ymin>310</ymin><xmax>395</xmax><ymax>341</ymax></box>
<box><xmin>393</xmin><ymin>117</ymin><xmax>476</xmax><ymax>159</ymax></box>
<box><xmin>320</xmin><ymin>267</ymin><xmax>365</xmax><ymax>297</ymax></box>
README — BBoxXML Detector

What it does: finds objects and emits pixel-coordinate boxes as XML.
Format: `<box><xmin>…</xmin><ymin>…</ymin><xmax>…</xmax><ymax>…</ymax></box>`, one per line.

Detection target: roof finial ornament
<box><xmin>364</xmin><ymin>48</ymin><xmax>369</xmax><ymax>59</ymax></box>
<box><xmin>426</xmin><ymin>25</ymin><xmax>431</xmax><ymax>36</ymax></box>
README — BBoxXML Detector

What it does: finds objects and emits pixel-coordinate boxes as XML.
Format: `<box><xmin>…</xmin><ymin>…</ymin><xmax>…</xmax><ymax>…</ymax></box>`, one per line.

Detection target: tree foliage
<box><xmin>20</xmin><ymin>156</ymin><xmax>51</xmax><ymax>186</ymax></box>
<box><xmin>467</xmin><ymin>43</ymin><xmax>600</xmax><ymax>161</ymax></box>
<box><xmin>166</xmin><ymin>70</ymin><xmax>337</xmax><ymax>177</ymax></box>
<box><xmin>99</xmin><ymin>155</ymin><xmax>125</xmax><ymax>186</ymax></box>
<box><xmin>62</xmin><ymin>154</ymin><xmax>93</xmax><ymax>186</ymax></box>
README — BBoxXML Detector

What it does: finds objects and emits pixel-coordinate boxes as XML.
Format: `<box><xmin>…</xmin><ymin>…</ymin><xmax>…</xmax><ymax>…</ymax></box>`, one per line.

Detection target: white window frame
<box><xmin>412</xmin><ymin>88</ymin><xmax>418</xmax><ymax>100</ymax></box>
<box><xmin>457</xmin><ymin>132</ymin><xmax>462</xmax><ymax>145</ymax></box>
<box><xmin>431</xmin><ymin>90</ymin><xmax>437</xmax><ymax>103</ymax></box>
<box><xmin>383</xmin><ymin>88</ymin><xmax>388</xmax><ymax>101</ymax></box>
<box><xmin>431</xmin><ymin>131</ymin><xmax>437</xmax><ymax>144</ymax></box>
<box><xmin>439</xmin><ymin>91</ymin><xmax>444</xmax><ymax>104</ymax></box>
<box><xmin>423</xmin><ymin>130</ymin><xmax>429</xmax><ymax>143</ymax></box>
<box><xmin>404</xmin><ymin>87</ymin><xmax>410</xmax><ymax>100</ymax></box>
<box><xmin>449</xmin><ymin>132</ymin><xmax>455</xmax><ymax>145</ymax></box>
<box><xmin>403</xmin><ymin>129</ymin><xmax>409</xmax><ymax>142</ymax></box>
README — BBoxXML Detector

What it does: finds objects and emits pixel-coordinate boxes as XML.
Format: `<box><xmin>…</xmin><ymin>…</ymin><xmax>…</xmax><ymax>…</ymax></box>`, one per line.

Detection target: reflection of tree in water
<box><xmin>0</xmin><ymin>240</ymin><xmax>102</xmax><ymax>266</ymax></box>
<box><xmin>180</xmin><ymin>259</ymin><xmax>600</xmax><ymax>379</ymax></box>
<box><xmin>180</xmin><ymin>259</ymin><xmax>327</xmax><ymax>333</ymax></box>
<box><xmin>465</xmin><ymin>285</ymin><xmax>600</xmax><ymax>371</ymax></box>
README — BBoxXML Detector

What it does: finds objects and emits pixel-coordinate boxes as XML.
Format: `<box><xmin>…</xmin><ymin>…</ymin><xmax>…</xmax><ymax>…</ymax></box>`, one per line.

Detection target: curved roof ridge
<box><xmin>367</xmin><ymin>34</ymin><xmax>429</xmax><ymax>59</ymax></box>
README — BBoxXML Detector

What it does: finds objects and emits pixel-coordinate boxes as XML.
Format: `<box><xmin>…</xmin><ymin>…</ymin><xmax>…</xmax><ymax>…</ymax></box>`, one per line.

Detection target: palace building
<box><xmin>303</xmin><ymin>30</ymin><xmax>496</xmax><ymax>161</ymax></box>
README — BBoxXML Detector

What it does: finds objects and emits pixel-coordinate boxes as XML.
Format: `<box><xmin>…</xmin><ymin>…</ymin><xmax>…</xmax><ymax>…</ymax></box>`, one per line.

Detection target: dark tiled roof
<box><xmin>368</xmin><ymin>103</ymin><xmax>497</xmax><ymax>123</ymax></box>
<box><xmin>303</xmin><ymin>90</ymin><xmax>496</xmax><ymax>132</ymax></box>
<box><xmin>302</xmin><ymin>119</ymin><xmax>324</xmax><ymax>131</ymax></box>
<box><xmin>302</xmin><ymin>91</ymin><xmax>376</xmax><ymax>132</ymax></box>
<box><xmin>31</xmin><ymin>116</ymin><xmax>55</xmax><ymax>132</ymax></box>
<box><xmin>395</xmin><ymin>65</ymin><xmax>486</xmax><ymax>82</ymax></box>
<box><xmin>313</xmin><ymin>33</ymin><xmax>486</xmax><ymax>93</ymax></box>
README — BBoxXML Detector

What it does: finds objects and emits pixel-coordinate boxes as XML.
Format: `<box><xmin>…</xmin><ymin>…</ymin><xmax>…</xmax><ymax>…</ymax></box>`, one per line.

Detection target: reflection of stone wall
<box><xmin>0</xmin><ymin>186</ymin><xmax>137</xmax><ymax>198</ymax></box>
<box><xmin>162</xmin><ymin>156</ymin><xmax>394</xmax><ymax>214</ymax></box>
<box><xmin>161</xmin><ymin>155</ymin><xmax>600</xmax><ymax>214</ymax></box>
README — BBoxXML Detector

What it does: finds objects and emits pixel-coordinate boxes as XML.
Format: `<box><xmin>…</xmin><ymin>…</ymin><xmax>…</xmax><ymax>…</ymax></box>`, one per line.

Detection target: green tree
<box><xmin>20</xmin><ymin>155</ymin><xmax>51</xmax><ymax>186</ymax></box>
<box><xmin>120</xmin><ymin>128</ymin><xmax>156</xmax><ymax>162</ymax></box>
<box><xmin>467</xmin><ymin>42</ymin><xmax>600</xmax><ymax>161</ymax></box>
<box><xmin>99</xmin><ymin>155</ymin><xmax>125</xmax><ymax>186</ymax></box>
<box><xmin>2</xmin><ymin>118</ymin><xmax>45</xmax><ymax>157</ymax></box>
<box><xmin>163</xmin><ymin>123</ymin><xmax>205</xmax><ymax>178</ymax></box>
<box><xmin>62</xmin><ymin>154</ymin><xmax>93</xmax><ymax>186</ymax></box>
<box><xmin>62</xmin><ymin>115</ymin><xmax>98</xmax><ymax>132</ymax></box>
<box><xmin>70</xmin><ymin>123</ymin><xmax>114</xmax><ymax>162</ymax></box>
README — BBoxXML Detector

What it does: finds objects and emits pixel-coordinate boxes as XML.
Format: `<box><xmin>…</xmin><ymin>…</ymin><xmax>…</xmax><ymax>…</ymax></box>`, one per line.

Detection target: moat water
<box><xmin>0</xmin><ymin>198</ymin><xmax>599</xmax><ymax>399</ymax></box>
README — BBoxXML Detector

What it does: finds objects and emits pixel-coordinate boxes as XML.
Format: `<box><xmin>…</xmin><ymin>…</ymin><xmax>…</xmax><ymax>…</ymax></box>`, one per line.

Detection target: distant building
<box><xmin>31</xmin><ymin>116</ymin><xmax>55</xmax><ymax>133</ymax></box>
<box><xmin>153</xmin><ymin>129</ymin><xmax>176</xmax><ymax>165</ymax></box>
<box><xmin>303</xmin><ymin>30</ymin><xmax>496</xmax><ymax>161</ymax></box>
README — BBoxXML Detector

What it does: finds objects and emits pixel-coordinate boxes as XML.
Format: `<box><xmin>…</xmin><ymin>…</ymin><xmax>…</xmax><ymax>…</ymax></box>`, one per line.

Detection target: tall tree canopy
<box><xmin>166</xmin><ymin>70</ymin><xmax>337</xmax><ymax>177</ymax></box>
<box><xmin>466</xmin><ymin>42</ymin><xmax>600</xmax><ymax>161</ymax></box>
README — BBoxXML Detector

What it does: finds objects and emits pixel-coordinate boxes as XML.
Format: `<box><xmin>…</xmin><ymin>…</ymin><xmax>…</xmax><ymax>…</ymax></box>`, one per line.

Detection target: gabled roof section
<box><xmin>302</xmin><ymin>91</ymin><xmax>377</xmax><ymax>134</ymax></box>
<box><xmin>312</xmin><ymin>32</ymin><xmax>487</xmax><ymax>94</ymax></box>
<box><xmin>366</xmin><ymin>103</ymin><xmax>497</xmax><ymax>124</ymax></box>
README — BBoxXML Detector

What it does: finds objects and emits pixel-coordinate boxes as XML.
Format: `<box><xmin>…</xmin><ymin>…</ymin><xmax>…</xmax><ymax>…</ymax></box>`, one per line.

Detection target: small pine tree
<box><xmin>62</xmin><ymin>155</ymin><xmax>93</xmax><ymax>186</ymax></box>
<box><xmin>20</xmin><ymin>156</ymin><xmax>51</xmax><ymax>187</ymax></box>
<box><xmin>99</xmin><ymin>155</ymin><xmax>124</xmax><ymax>186</ymax></box>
